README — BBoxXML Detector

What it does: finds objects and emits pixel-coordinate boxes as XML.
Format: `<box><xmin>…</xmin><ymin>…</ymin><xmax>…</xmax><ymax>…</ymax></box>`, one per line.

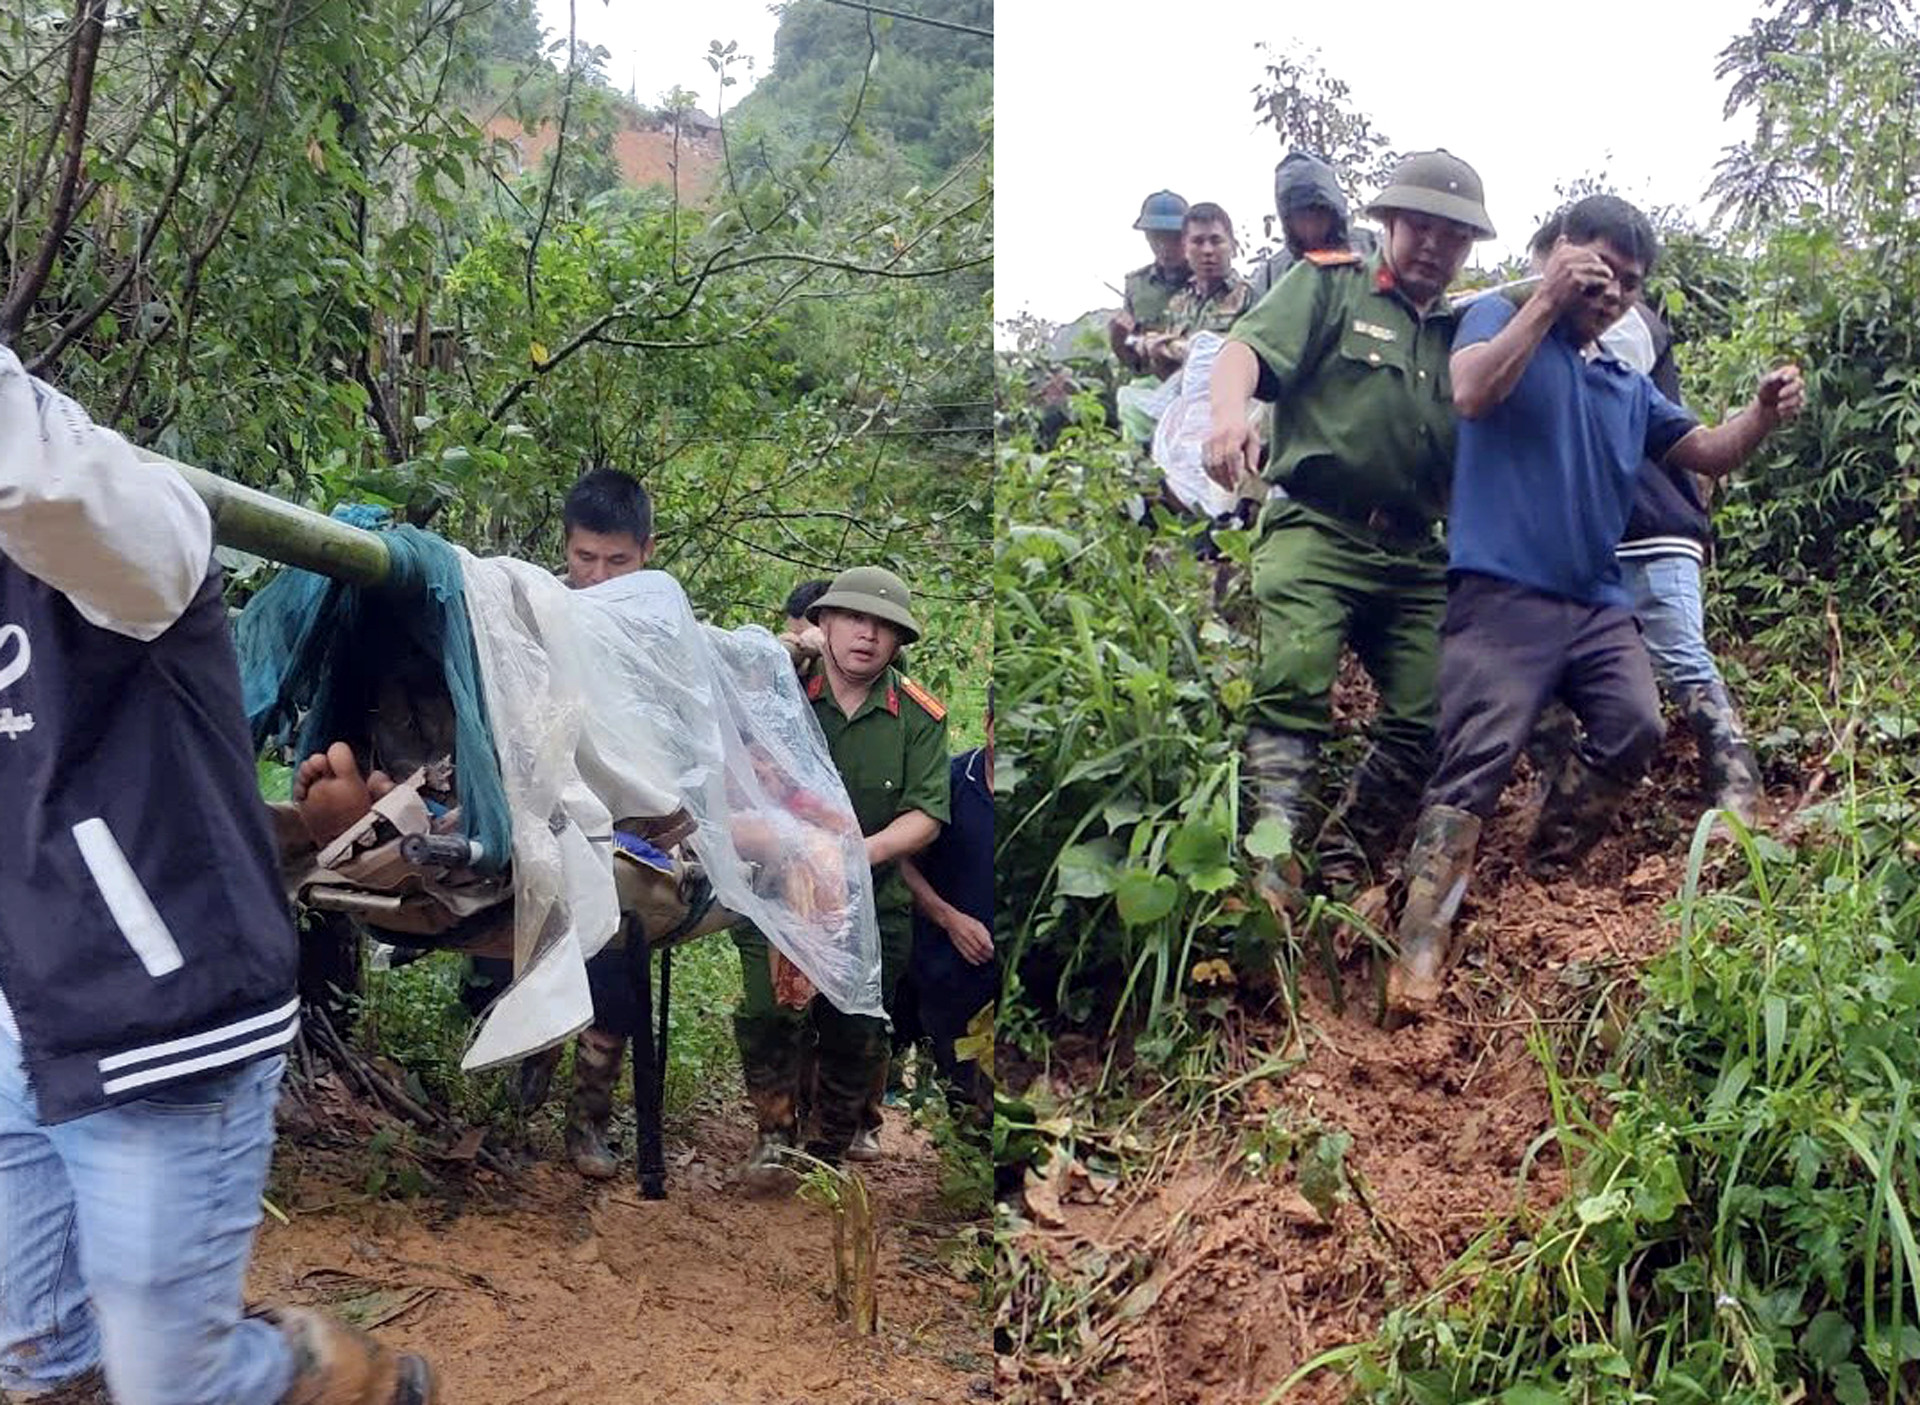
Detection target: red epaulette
<box><xmin>1305</xmin><ymin>249</ymin><xmax>1363</xmax><ymax>268</ymax></box>
<box><xmin>806</xmin><ymin>672</ymin><xmax>826</xmax><ymax>701</ymax></box>
<box><xmin>898</xmin><ymin>675</ymin><xmax>947</xmax><ymax>721</ymax></box>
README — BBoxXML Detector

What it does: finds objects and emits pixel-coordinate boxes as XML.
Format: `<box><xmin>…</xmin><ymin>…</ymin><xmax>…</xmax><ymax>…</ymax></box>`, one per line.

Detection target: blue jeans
<box><xmin>0</xmin><ymin>1020</ymin><xmax>294</xmax><ymax>1404</ymax></box>
<box><xmin>1619</xmin><ymin>554</ymin><xmax>1722</xmax><ymax>691</ymax></box>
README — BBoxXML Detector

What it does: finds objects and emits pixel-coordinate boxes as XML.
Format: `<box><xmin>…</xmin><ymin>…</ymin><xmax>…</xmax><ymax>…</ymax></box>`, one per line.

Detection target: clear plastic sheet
<box><xmin>1152</xmin><ymin>332</ymin><xmax>1244</xmax><ymax>520</ymax></box>
<box><xmin>456</xmin><ymin>557</ymin><xmax>882</xmax><ymax>1069</ymax></box>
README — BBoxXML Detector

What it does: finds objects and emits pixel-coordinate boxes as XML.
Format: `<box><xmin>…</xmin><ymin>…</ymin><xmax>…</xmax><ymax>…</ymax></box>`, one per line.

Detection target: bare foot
<box><xmin>293</xmin><ymin>742</ymin><xmax>395</xmax><ymax>847</ymax></box>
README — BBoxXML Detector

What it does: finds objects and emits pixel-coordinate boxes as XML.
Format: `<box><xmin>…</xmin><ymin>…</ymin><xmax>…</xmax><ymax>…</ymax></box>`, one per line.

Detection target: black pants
<box><xmin>1426</xmin><ymin>573</ymin><xmax>1664</xmax><ymax>819</ymax></box>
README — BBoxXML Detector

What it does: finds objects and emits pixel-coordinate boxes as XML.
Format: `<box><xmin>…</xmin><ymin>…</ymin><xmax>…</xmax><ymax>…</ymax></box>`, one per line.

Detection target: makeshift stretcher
<box><xmin>199</xmin><ymin>482</ymin><xmax>880</xmax><ymax>1199</ymax></box>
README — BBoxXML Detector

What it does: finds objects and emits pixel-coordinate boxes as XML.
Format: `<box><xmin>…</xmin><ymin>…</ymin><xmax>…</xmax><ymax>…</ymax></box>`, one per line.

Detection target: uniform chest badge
<box><xmin>1352</xmin><ymin>320</ymin><xmax>1398</xmax><ymax>342</ymax></box>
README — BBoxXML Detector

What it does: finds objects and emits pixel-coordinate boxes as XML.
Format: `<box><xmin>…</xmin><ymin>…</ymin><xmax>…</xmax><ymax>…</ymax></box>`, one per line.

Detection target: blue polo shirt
<box><xmin>1449</xmin><ymin>296</ymin><xmax>1700</xmax><ymax>606</ymax></box>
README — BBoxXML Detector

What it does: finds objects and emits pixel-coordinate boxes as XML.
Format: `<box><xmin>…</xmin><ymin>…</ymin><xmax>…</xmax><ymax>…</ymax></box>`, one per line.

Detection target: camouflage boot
<box><xmin>734</xmin><ymin>1011</ymin><xmax>807</xmax><ymax>1190</ymax></box>
<box><xmin>1242</xmin><ymin>726</ymin><xmax>1318</xmax><ymax>911</ymax></box>
<box><xmin>260</xmin><ymin>1305</ymin><xmax>435</xmax><ymax>1404</ymax></box>
<box><xmin>1676</xmin><ymin>680</ymin><xmax>1761</xmax><ymax>828</ymax></box>
<box><xmin>1527</xmin><ymin>753</ymin><xmax>1635</xmax><ymax>880</ymax></box>
<box><xmin>563</xmin><ymin>1028</ymin><xmax>624</xmax><ymax>1181</ymax></box>
<box><xmin>1317</xmin><ymin>742</ymin><xmax>1428</xmax><ymax>893</ymax></box>
<box><xmin>21</xmin><ymin>1367</ymin><xmax>110</xmax><ymax>1404</ymax></box>
<box><xmin>1383</xmin><ymin>805</ymin><xmax>1482</xmax><ymax>1020</ymax></box>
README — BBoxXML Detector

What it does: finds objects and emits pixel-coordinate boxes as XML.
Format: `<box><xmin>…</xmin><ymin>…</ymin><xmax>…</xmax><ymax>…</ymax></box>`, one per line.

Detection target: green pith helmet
<box><xmin>1366</xmin><ymin>150</ymin><xmax>1496</xmax><ymax>240</ymax></box>
<box><xmin>808</xmin><ymin>565</ymin><xmax>922</xmax><ymax>643</ymax></box>
<box><xmin>1133</xmin><ymin>189</ymin><xmax>1189</xmax><ymax>232</ymax></box>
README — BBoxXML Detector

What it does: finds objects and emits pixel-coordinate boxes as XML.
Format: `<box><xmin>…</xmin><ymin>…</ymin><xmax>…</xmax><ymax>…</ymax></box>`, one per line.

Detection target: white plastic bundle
<box><xmin>1152</xmin><ymin>332</ymin><xmax>1243</xmax><ymax>520</ymax></box>
<box><xmin>456</xmin><ymin>558</ymin><xmax>881</xmax><ymax>1069</ymax></box>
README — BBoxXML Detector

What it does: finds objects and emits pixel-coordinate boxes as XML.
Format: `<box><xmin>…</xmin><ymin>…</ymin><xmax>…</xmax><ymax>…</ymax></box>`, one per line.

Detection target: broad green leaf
<box><xmin>1114</xmin><ymin>870</ymin><xmax>1180</xmax><ymax>927</ymax></box>
<box><xmin>1803</xmin><ymin>1310</ymin><xmax>1856</xmax><ymax>1370</ymax></box>
<box><xmin>1056</xmin><ymin>842</ymin><xmax>1119</xmax><ymax>899</ymax></box>
<box><xmin>1245</xmin><ymin>816</ymin><xmax>1292</xmax><ymax>862</ymax></box>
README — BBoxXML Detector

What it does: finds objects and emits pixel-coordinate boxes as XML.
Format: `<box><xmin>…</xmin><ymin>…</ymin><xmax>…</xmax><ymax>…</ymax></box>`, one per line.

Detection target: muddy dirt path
<box><xmin>251</xmin><ymin>1108</ymin><xmax>991</xmax><ymax>1404</ymax></box>
<box><xmin>1010</xmin><ymin>739</ymin><xmax>1729</xmax><ymax>1404</ymax></box>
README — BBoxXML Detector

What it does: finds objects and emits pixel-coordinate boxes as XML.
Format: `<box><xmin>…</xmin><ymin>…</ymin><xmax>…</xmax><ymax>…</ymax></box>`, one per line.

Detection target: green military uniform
<box><xmin>1228</xmin><ymin>247</ymin><xmax>1461</xmax><ymax>884</ymax></box>
<box><xmin>732</xmin><ymin>568</ymin><xmax>950</xmax><ymax>1170</ymax></box>
<box><xmin>1123</xmin><ymin>261</ymin><xmax>1190</xmax><ymax>336</ymax></box>
<box><xmin>1163</xmin><ymin>270</ymin><xmax>1256</xmax><ymax>339</ymax></box>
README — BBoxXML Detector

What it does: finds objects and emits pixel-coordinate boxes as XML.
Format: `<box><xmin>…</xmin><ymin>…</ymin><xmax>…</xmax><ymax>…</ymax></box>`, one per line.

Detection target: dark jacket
<box><xmin>1251</xmin><ymin>153</ymin><xmax>1378</xmax><ymax>300</ymax></box>
<box><xmin>0</xmin><ymin>359</ymin><xmax>298</xmax><ymax>1125</ymax></box>
<box><xmin>1618</xmin><ymin>303</ymin><xmax>1712</xmax><ymax>561</ymax></box>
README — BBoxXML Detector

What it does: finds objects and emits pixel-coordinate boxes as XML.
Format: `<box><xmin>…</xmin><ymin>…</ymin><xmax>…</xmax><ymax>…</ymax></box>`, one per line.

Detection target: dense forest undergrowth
<box><xmin>993</xmin><ymin>4</ymin><xmax>1920</xmax><ymax>1401</ymax></box>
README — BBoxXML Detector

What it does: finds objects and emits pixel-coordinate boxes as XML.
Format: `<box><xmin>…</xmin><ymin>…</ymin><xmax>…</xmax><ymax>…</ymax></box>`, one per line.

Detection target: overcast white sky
<box><xmin>533</xmin><ymin>0</ymin><xmax>779</xmax><ymax>113</ymax></box>
<box><xmin>997</xmin><ymin>0</ymin><xmax>1764</xmax><ymax>325</ymax></box>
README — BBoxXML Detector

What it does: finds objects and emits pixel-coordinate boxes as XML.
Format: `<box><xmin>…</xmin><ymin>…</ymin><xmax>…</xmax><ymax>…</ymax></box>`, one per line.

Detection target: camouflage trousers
<box><xmin>1247</xmin><ymin>500</ymin><xmax>1446</xmax><ymax>873</ymax></box>
<box><xmin>731</xmin><ymin>916</ymin><xmax>911</xmax><ymax>1161</ymax></box>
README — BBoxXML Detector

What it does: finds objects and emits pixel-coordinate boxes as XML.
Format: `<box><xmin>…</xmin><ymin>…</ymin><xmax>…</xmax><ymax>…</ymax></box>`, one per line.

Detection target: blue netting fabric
<box><xmin>234</xmin><ymin>505</ymin><xmax>513</xmax><ymax>873</ymax></box>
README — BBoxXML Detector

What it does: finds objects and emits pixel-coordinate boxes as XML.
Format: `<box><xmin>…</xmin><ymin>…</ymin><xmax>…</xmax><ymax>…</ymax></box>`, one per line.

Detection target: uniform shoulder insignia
<box><xmin>898</xmin><ymin>675</ymin><xmax>947</xmax><ymax>722</ymax></box>
<box><xmin>805</xmin><ymin>673</ymin><xmax>826</xmax><ymax>701</ymax></box>
<box><xmin>1304</xmin><ymin>249</ymin><xmax>1363</xmax><ymax>268</ymax></box>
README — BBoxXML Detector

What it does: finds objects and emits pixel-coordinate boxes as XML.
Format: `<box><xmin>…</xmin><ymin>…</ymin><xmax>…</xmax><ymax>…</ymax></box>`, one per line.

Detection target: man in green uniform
<box><xmin>732</xmin><ymin>566</ymin><xmax>949</xmax><ymax>1180</ymax></box>
<box><xmin>1201</xmin><ymin>151</ymin><xmax>1496</xmax><ymax>902</ymax></box>
<box><xmin>1141</xmin><ymin>202</ymin><xmax>1257</xmax><ymax>379</ymax></box>
<box><xmin>1109</xmin><ymin>190</ymin><xmax>1192</xmax><ymax>375</ymax></box>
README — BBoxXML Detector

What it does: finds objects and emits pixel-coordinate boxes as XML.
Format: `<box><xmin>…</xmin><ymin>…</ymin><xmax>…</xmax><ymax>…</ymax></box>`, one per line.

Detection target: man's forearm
<box><xmin>1665</xmin><ymin>402</ymin><xmax>1775</xmax><ymax>480</ymax></box>
<box><xmin>899</xmin><ymin>855</ymin><xmax>958</xmax><ymax>927</ymax></box>
<box><xmin>1450</xmin><ymin>296</ymin><xmax>1560</xmax><ymax>418</ymax></box>
<box><xmin>866</xmin><ymin>809</ymin><xmax>941</xmax><ymax>869</ymax></box>
<box><xmin>1209</xmin><ymin>339</ymin><xmax>1260</xmax><ymax>424</ymax></box>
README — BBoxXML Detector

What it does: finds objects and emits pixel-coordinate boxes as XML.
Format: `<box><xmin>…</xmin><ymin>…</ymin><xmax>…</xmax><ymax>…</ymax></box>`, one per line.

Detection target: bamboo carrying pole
<box><xmin>136</xmin><ymin>449</ymin><xmax>391</xmax><ymax>587</ymax></box>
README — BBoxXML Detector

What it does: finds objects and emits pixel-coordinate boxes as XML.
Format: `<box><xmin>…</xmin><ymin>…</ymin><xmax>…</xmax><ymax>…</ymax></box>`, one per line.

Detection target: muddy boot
<box><xmin>563</xmin><ymin>1028</ymin><xmax>624</xmax><ymax>1181</ymax></box>
<box><xmin>1383</xmin><ymin>805</ymin><xmax>1482</xmax><ymax>1021</ymax></box>
<box><xmin>26</xmin><ymin>1367</ymin><xmax>110</xmax><ymax>1404</ymax></box>
<box><xmin>808</xmin><ymin>1014</ymin><xmax>889</xmax><ymax>1165</ymax></box>
<box><xmin>1527</xmin><ymin>753</ymin><xmax>1635</xmax><ymax>880</ymax></box>
<box><xmin>1318</xmin><ymin>742</ymin><xmax>1427</xmax><ymax>893</ymax></box>
<box><xmin>734</xmin><ymin>1010</ymin><xmax>806</xmax><ymax>1190</ymax></box>
<box><xmin>1676</xmin><ymin>680</ymin><xmax>1761</xmax><ymax>828</ymax></box>
<box><xmin>263</xmin><ymin>1305</ymin><xmax>435</xmax><ymax>1404</ymax></box>
<box><xmin>846</xmin><ymin>1050</ymin><xmax>889</xmax><ymax>1163</ymax></box>
<box><xmin>1242</xmin><ymin>726</ymin><xmax>1318</xmax><ymax>912</ymax></box>
<box><xmin>516</xmin><ymin>1042</ymin><xmax>563</xmax><ymax>1111</ymax></box>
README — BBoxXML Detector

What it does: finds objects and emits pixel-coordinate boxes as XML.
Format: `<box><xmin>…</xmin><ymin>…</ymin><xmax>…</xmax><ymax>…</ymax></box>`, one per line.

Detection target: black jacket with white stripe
<box><xmin>0</xmin><ymin>350</ymin><xmax>298</xmax><ymax>1124</ymax></box>
<box><xmin>1618</xmin><ymin>304</ymin><xmax>1713</xmax><ymax>564</ymax></box>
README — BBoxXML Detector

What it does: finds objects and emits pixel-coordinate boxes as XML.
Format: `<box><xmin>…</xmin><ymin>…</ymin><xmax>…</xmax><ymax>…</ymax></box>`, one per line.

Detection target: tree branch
<box><xmin>28</xmin><ymin>79</ymin><xmax>240</xmax><ymax>376</ymax></box>
<box><xmin>0</xmin><ymin>0</ymin><xmax>108</xmax><ymax>342</ymax></box>
<box><xmin>523</xmin><ymin>0</ymin><xmax>576</xmax><ymax>323</ymax></box>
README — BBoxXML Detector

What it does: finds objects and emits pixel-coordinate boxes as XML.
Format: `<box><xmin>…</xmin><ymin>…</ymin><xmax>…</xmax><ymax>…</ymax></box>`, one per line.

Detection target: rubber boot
<box><xmin>808</xmin><ymin>1014</ymin><xmax>889</xmax><ymax>1165</ymax></box>
<box><xmin>1318</xmin><ymin>740</ymin><xmax>1428</xmax><ymax>893</ymax></box>
<box><xmin>1676</xmin><ymin>680</ymin><xmax>1761</xmax><ymax>828</ymax></box>
<box><xmin>847</xmin><ymin>1048</ymin><xmax>889</xmax><ymax>1163</ymax></box>
<box><xmin>263</xmin><ymin>1305</ymin><xmax>435</xmax><ymax>1404</ymax></box>
<box><xmin>734</xmin><ymin>1010</ymin><xmax>806</xmax><ymax>1191</ymax></box>
<box><xmin>515</xmin><ymin>1042</ymin><xmax>563</xmax><ymax>1111</ymax></box>
<box><xmin>1527</xmin><ymin>753</ymin><xmax>1635</xmax><ymax>880</ymax></box>
<box><xmin>1383</xmin><ymin>805</ymin><xmax>1482</xmax><ymax>1020</ymax></box>
<box><xmin>563</xmin><ymin>1027</ymin><xmax>623</xmax><ymax>1180</ymax></box>
<box><xmin>1242</xmin><ymin>726</ymin><xmax>1318</xmax><ymax>912</ymax></box>
<box><xmin>26</xmin><ymin>1367</ymin><xmax>110</xmax><ymax>1404</ymax></box>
